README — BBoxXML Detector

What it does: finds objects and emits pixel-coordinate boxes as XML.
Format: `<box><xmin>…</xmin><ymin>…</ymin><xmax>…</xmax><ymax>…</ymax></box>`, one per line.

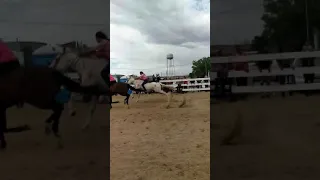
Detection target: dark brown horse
<box><xmin>0</xmin><ymin>66</ymin><xmax>109</xmax><ymax>150</ymax></box>
<box><xmin>110</xmin><ymin>82</ymin><xmax>143</xmax><ymax>109</ymax></box>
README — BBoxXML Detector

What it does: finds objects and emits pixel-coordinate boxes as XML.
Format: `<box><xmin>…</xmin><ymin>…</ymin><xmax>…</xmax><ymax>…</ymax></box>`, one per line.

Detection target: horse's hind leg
<box><xmin>158</xmin><ymin>90</ymin><xmax>172</xmax><ymax>108</ymax></box>
<box><xmin>0</xmin><ymin>108</ymin><xmax>7</xmax><ymax>149</ymax></box>
<box><xmin>45</xmin><ymin>103</ymin><xmax>64</xmax><ymax>148</ymax></box>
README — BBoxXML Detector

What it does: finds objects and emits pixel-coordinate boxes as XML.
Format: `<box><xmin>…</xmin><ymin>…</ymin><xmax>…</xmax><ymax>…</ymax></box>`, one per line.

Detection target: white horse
<box><xmin>50</xmin><ymin>51</ymin><xmax>108</xmax><ymax>130</ymax></box>
<box><xmin>127</xmin><ymin>76</ymin><xmax>185</xmax><ymax>108</ymax></box>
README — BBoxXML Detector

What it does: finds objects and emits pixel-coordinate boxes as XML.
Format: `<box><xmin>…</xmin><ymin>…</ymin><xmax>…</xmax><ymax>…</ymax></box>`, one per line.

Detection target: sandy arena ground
<box><xmin>212</xmin><ymin>95</ymin><xmax>320</xmax><ymax>180</ymax></box>
<box><xmin>0</xmin><ymin>92</ymin><xmax>210</xmax><ymax>180</ymax></box>
<box><xmin>111</xmin><ymin>92</ymin><xmax>210</xmax><ymax>180</ymax></box>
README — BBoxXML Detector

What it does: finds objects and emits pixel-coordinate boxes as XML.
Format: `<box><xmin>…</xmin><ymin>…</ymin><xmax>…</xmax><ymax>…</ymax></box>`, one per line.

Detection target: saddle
<box><xmin>135</xmin><ymin>82</ymin><xmax>149</xmax><ymax>89</ymax></box>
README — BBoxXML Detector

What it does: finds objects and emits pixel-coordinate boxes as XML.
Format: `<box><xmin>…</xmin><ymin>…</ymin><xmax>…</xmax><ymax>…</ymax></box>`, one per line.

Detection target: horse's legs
<box><xmin>0</xmin><ymin>108</ymin><xmax>7</xmax><ymax>149</ymax></box>
<box><xmin>158</xmin><ymin>90</ymin><xmax>172</xmax><ymax>108</ymax></box>
<box><xmin>82</xmin><ymin>95</ymin><xmax>98</xmax><ymax>130</ymax></box>
<box><xmin>67</xmin><ymin>93</ymin><xmax>76</xmax><ymax>116</ymax></box>
<box><xmin>125</xmin><ymin>94</ymin><xmax>130</xmax><ymax>109</ymax></box>
<box><xmin>45</xmin><ymin>103</ymin><xmax>64</xmax><ymax>148</ymax></box>
<box><xmin>136</xmin><ymin>92</ymin><xmax>141</xmax><ymax>102</ymax></box>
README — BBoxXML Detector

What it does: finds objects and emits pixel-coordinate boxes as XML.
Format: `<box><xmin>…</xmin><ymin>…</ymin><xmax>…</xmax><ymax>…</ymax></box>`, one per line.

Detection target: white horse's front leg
<box><xmin>136</xmin><ymin>92</ymin><xmax>141</xmax><ymax>102</ymax></box>
<box><xmin>82</xmin><ymin>95</ymin><xmax>98</xmax><ymax>130</ymax></box>
<box><xmin>67</xmin><ymin>93</ymin><xmax>76</xmax><ymax>116</ymax></box>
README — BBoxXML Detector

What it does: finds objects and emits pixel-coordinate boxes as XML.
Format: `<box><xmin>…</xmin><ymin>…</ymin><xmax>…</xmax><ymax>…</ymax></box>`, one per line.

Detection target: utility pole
<box><xmin>305</xmin><ymin>0</ymin><xmax>310</xmax><ymax>42</ymax></box>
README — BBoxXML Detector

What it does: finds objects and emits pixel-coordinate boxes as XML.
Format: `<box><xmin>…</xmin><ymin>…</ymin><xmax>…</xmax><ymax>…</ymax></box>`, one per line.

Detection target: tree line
<box><xmin>252</xmin><ymin>0</ymin><xmax>320</xmax><ymax>53</ymax></box>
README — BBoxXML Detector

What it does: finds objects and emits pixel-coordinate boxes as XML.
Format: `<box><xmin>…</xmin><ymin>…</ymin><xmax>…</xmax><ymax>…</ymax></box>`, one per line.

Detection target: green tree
<box><xmin>190</xmin><ymin>57</ymin><xmax>210</xmax><ymax>78</ymax></box>
<box><xmin>253</xmin><ymin>0</ymin><xmax>320</xmax><ymax>52</ymax></box>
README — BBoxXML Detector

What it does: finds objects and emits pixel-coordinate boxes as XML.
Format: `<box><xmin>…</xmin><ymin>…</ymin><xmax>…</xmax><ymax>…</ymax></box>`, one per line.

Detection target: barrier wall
<box><xmin>211</xmin><ymin>51</ymin><xmax>320</xmax><ymax>93</ymax></box>
<box><xmin>160</xmin><ymin>78</ymin><xmax>210</xmax><ymax>92</ymax></box>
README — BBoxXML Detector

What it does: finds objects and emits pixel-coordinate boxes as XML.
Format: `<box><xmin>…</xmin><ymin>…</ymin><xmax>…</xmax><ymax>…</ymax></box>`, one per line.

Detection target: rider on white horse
<box><xmin>139</xmin><ymin>71</ymin><xmax>148</xmax><ymax>92</ymax></box>
<box><xmin>80</xmin><ymin>31</ymin><xmax>110</xmax><ymax>86</ymax></box>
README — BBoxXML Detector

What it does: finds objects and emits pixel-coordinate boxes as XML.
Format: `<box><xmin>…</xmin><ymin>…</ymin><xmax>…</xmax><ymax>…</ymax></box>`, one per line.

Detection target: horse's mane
<box><xmin>129</xmin><ymin>74</ymin><xmax>138</xmax><ymax>78</ymax></box>
<box><xmin>65</xmin><ymin>48</ymin><xmax>80</xmax><ymax>56</ymax></box>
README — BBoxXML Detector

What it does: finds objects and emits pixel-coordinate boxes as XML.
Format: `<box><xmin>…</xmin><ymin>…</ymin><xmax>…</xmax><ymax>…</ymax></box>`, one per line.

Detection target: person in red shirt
<box><xmin>95</xmin><ymin>31</ymin><xmax>110</xmax><ymax>86</ymax></box>
<box><xmin>0</xmin><ymin>40</ymin><xmax>20</xmax><ymax>75</ymax></box>
<box><xmin>80</xmin><ymin>31</ymin><xmax>110</xmax><ymax>86</ymax></box>
<box><xmin>0</xmin><ymin>40</ymin><xmax>23</xmax><ymax>110</ymax></box>
<box><xmin>139</xmin><ymin>71</ymin><xmax>148</xmax><ymax>92</ymax></box>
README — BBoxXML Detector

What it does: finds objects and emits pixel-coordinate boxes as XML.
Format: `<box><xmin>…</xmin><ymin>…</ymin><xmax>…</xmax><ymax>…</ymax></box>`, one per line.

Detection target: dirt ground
<box><xmin>111</xmin><ymin>92</ymin><xmax>210</xmax><ymax>180</ymax></box>
<box><xmin>212</xmin><ymin>95</ymin><xmax>320</xmax><ymax>180</ymax></box>
<box><xmin>0</xmin><ymin>92</ymin><xmax>210</xmax><ymax>180</ymax></box>
<box><xmin>0</xmin><ymin>103</ymin><xmax>109</xmax><ymax>180</ymax></box>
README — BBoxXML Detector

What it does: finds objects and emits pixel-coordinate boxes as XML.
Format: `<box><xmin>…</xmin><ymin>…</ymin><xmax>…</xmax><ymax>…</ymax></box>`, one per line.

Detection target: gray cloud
<box><xmin>0</xmin><ymin>0</ymin><xmax>109</xmax><ymax>45</ymax></box>
<box><xmin>110</xmin><ymin>0</ymin><xmax>210</xmax><ymax>75</ymax></box>
<box><xmin>211</xmin><ymin>0</ymin><xmax>264</xmax><ymax>45</ymax></box>
<box><xmin>111</xmin><ymin>0</ymin><xmax>209</xmax><ymax>47</ymax></box>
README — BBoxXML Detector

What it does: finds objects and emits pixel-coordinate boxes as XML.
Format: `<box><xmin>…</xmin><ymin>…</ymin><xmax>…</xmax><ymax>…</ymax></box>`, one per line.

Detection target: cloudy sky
<box><xmin>211</xmin><ymin>0</ymin><xmax>264</xmax><ymax>45</ymax></box>
<box><xmin>110</xmin><ymin>0</ymin><xmax>210</xmax><ymax>75</ymax></box>
<box><xmin>0</xmin><ymin>0</ymin><xmax>108</xmax><ymax>45</ymax></box>
<box><xmin>0</xmin><ymin>0</ymin><xmax>265</xmax><ymax>76</ymax></box>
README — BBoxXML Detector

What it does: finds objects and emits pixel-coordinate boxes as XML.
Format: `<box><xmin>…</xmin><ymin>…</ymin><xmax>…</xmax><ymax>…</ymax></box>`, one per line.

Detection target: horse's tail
<box><xmin>52</xmin><ymin>71</ymin><xmax>109</xmax><ymax>95</ymax></box>
<box><xmin>127</xmin><ymin>84</ymin><xmax>143</xmax><ymax>92</ymax></box>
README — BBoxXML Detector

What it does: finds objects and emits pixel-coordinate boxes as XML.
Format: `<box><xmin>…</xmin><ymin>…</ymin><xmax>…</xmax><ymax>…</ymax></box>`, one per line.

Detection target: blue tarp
<box><xmin>119</xmin><ymin>78</ymin><xmax>127</xmax><ymax>82</ymax></box>
<box><xmin>32</xmin><ymin>54</ymin><xmax>57</xmax><ymax>67</ymax></box>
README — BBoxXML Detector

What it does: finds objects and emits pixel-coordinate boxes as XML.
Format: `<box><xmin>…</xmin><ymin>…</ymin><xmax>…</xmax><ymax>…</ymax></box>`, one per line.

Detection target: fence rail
<box><xmin>160</xmin><ymin>78</ymin><xmax>210</xmax><ymax>92</ymax></box>
<box><xmin>211</xmin><ymin>51</ymin><xmax>320</xmax><ymax>93</ymax></box>
<box><xmin>66</xmin><ymin>73</ymin><xmax>210</xmax><ymax>92</ymax></box>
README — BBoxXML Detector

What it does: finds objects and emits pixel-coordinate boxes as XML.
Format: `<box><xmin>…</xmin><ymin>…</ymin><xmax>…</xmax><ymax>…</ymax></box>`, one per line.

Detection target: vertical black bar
<box><xmin>107</xmin><ymin>1</ymin><xmax>111</xmax><ymax>179</ymax></box>
<box><xmin>0</xmin><ymin>1</ymin><xmax>110</xmax><ymax>180</ymax></box>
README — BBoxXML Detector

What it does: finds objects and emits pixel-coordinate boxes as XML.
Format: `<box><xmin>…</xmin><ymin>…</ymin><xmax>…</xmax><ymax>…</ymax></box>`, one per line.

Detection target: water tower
<box><xmin>166</xmin><ymin>53</ymin><xmax>175</xmax><ymax>77</ymax></box>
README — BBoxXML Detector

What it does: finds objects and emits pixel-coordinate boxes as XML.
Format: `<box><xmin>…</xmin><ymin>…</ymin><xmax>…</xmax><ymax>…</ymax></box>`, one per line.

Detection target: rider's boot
<box><xmin>142</xmin><ymin>85</ymin><xmax>147</xmax><ymax>93</ymax></box>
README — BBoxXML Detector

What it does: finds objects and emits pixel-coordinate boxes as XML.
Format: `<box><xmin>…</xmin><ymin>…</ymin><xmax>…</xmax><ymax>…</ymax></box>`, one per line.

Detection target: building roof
<box><xmin>5</xmin><ymin>41</ymin><xmax>47</xmax><ymax>52</ymax></box>
<box><xmin>33</xmin><ymin>44</ymin><xmax>63</xmax><ymax>55</ymax></box>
